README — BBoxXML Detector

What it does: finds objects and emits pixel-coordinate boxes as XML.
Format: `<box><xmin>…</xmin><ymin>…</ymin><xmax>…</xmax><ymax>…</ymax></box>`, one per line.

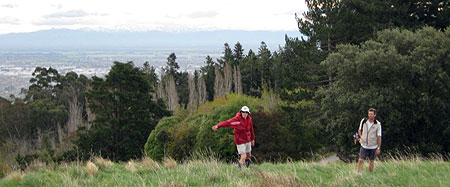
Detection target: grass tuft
<box><xmin>93</xmin><ymin>156</ymin><xmax>113</xmax><ymax>170</ymax></box>
<box><xmin>257</xmin><ymin>170</ymin><xmax>303</xmax><ymax>187</ymax></box>
<box><xmin>125</xmin><ymin>160</ymin><xmax>138</xmax><ymax>173</ymax></box>
<box><xmin>5</xmin><ymin>171</ymin><xmax>22</xmax><ymax>182</ymax></box>
<box><xmin>25</xmin><ymin>160</ymin><xmax>47</xmax><ymax>173</ymax></box>
<box><xmin>85</xmin><ymin>161</ymin><xmax>98</xmax><ymax>177</ymax></box>
<box><xmin>163</xmin><ymin>157</ymin><xmax>177</xmax><ymax>169</ymax></box>
<box><xmin>140</xmin><ymin>157</ymin><xmax>160</xmax><ymax>170</ymax></box>
<box><xmin>160</xmin><ymin>180</ymin><xmax>187</xmax><ymax>187</ymax></box>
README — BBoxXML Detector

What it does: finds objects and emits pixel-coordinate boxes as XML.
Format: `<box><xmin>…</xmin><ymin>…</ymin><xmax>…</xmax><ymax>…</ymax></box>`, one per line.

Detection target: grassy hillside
<box><xmin>1</xmin><ymin>156</ymin><xmax>449</xmax><ymax>187</ymax></box>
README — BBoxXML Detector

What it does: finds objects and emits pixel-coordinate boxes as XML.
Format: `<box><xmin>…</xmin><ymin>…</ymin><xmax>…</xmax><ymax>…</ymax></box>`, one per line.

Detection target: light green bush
<box><xmin>144</xmin><ymin>94</ymin><xmax>261</xmax><ymax>161</ymax></box>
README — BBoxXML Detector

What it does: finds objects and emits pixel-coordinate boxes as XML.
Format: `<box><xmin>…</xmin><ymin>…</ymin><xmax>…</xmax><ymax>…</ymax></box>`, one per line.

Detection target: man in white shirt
<box><xmin>356</xmin><ymin>108</ymin><xmax>382</xmax><ymax>172</ymax></box>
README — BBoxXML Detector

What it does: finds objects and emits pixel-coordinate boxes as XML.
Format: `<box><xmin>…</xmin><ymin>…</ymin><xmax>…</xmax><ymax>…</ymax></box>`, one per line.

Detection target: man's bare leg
<box><xmin>369</xmin><ymin>160</ymin><xmax>375</xmax><ymax>172</ymax></box>
<box><xmin>357</xmin><ymin>158</ymin><xmax>364</xmax><ymax>173</ymax></box>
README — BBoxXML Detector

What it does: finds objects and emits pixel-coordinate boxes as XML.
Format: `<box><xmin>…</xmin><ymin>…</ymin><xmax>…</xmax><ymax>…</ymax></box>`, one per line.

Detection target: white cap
<box><xmin>240</xmin><ymin>106</ymin><xmax>250</xmax><ymax>113</ymax></box>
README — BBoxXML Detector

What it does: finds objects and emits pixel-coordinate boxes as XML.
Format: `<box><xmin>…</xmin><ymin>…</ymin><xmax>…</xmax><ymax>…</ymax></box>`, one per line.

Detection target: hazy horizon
<box><xmin>0</xmin><ymin>28</ymin><xmax>302</xmax><ymax>50</ymax></box>
<box><xmin>0</xmin><ymin>0</ymin><xmax>307</xmax><ymax>35</ymax></box>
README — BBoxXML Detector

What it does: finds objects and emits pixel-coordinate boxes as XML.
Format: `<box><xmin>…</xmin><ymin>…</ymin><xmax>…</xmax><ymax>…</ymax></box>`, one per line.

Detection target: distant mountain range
<box><xmin>0</xmin><ymin>29</ymin><xmax>302</xmax><ymax>50</ymax></box>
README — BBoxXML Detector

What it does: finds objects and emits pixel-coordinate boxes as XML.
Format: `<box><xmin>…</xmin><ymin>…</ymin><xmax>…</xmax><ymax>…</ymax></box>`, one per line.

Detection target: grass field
<box><xmin>1</xmin><ymin>156</ymin><xmax>449</xmax><ymax>187</ymax></box>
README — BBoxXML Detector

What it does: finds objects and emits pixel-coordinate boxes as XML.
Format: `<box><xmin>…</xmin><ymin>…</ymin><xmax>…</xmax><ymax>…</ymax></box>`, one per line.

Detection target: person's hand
<box><xmin>354</xmin><ymin>138</ymin><xmax>359</xmax><ymax>144</ymax></box>
<box><xmin>376</xmin><ymin>148</ymin><xmax>381</xmax><ymax>155</ymax></box>
<box><xmin>251</xmin><ymin>140</ymin><xmax>255</xmax><ymax>146</ymax></box>
<box><xmin>212</xmin><ymin>125</ymin><xmax>218</xmax><ymax>131</ymax></box>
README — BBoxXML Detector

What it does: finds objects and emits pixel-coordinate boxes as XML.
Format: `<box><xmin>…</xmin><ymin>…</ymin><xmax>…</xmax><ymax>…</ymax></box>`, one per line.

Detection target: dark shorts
<box><xmin>359</xmin><ymin>147</ymin><xmax>377</xmax><ymax>160</ymax></box>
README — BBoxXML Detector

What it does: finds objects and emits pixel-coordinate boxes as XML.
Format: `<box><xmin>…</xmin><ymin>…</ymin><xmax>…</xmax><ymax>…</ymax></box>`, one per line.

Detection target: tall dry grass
<box><xmin>163</xmin><ymin>157</ymin><xmax>177</xmax><ymax>169</ymax></box>
<box><xmin>93</xmin><ymin>156</ymin><xmax>113</xmax><ymax>170</ymax></box>
<box><xmin>24</xmin><ymin>160</ymin><xmax>47</xmax><ymax>173</ymax></box>
<box><xmin>140</xmin><ymin>157</ymin><xmax>160</xmax><ymax>170</ymax></box>
<box><xmin>160</xmin><ymin>180</ymin><xmax>187</xmax><ymax>187</ymax></box>
<box><xmin>256</xmin><ymin>170</ymin><xmax>303</xmax><ymax>187</ymax></box>
<box><xmin>5</xmin><ymin>171</ymin><xmax>22</xmax><ymax>183</ymax></box>
<box><xmin>1</xmin><ymin>153</ymin><xmax>448</xmax><ymax>186</ymax></box>
<box><xmin>85</xmin><ymin>161</ymin><xmax>98</xmax><ymax>177</ymax></box>
<box><xmin>125</xmin><ymin>160</ymin><xmax>138</xmax><ymax>173</ymax></box>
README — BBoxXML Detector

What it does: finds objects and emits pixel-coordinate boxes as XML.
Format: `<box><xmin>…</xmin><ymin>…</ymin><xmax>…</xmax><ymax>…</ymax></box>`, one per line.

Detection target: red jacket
<box><xmin>217</xmin><ymin>112</ymin><xmax>255</xmax><ymax>145</ymax></box>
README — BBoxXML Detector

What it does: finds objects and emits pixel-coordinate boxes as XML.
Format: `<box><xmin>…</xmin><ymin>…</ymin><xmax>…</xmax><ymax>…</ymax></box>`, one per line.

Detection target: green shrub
<box><xmin>144</xmin><ymin>94</ymin><xmax>261</xmax><ymax>162</ymax></box>
<box><xmin>144</xmin><ymin>109</ymin><xmax>188</xmax><ymax>161</ymax></box>
<box><xmin>15</xmin><ymin>153</ymin><xmax>38</xmax><ymax>171</ymax></box>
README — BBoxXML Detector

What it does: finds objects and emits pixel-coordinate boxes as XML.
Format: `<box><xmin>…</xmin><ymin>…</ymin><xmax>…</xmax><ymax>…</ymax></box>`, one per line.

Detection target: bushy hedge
<box><xmin>144</xmin><ymin>94</ymin><xmax>260</xmax><ymax>161</ymax></box>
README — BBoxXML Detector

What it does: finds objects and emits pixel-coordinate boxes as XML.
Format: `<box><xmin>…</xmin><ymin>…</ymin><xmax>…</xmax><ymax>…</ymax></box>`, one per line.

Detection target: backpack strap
<box><xmin>361</xmin><ymin>118</ymin><xmax>367</xmax><ymax>130</ymax></box>
<box><xmin>361</xmin><ymin>118</ymin><xmax>377</xmax><ymax>130</ymax></box>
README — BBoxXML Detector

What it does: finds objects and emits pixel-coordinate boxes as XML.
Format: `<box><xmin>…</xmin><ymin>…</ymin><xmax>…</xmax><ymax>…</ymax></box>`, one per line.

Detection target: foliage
<box><xmin>145</xmin><ymin>94</ymin><xmax>261</xmax><ymax>162</ymax></box>
<box><xmin>145</xmin><ymin>92</ymin><xmax>325</xmax><ymax>162</ymax></box>
<box><xmin>25</xmin><ymin>67</ymin><xmax>61</xmax><ymax>101</ymax></box>
<box><xmin>15</xmin><ymin>154</ymin><xmax>38</xmax><ymax>171</ymax></box>
<box><xmin>76</xmin><ymin>61</ymin><xmax>170</xmax><ymax>161</ymax></box>
<box><xmin>319</xmin><ymin>27</ymin><xmax>450</xmax><ymax>161</ymax></box>
<box><xmin>200</xmin><ymin>55</ymin><xmax>216</xmax><ymax>101</ymax></box>
<box><xmin>29</xmin><ymin>98</ymin><xmax>67</xmax><ymax>132</ymax></box>
<box><xmin>0</xmin><ymin>98</ymin><xmax>32</xmax><ymax>142</ymax></box>
<box><xmin>162</xmin><ymin>53</ymin><xmax>190</xmax><ymax>108</ymax></box>
<box><xmin>273</xmin><ymin>36</ymin><xmax>328</xmax><ymax>100</ymax></box>
<box><xmin>144</xmin><ymin>109</ymin><xmax>188</xmax><ymax>161</ymax></box>
<box><xmin>250</xmin><ymin>111</ymin><xmax>289</xmax><ymax>161</ymax></box>
<box><xmin>277</xmin><ymin>99</ymin><xmax>324</xmax><ymax>160</ymax></box>
<box><xmin>297</xmin><ymin>0</ymin><xmax>450</xmax><ymax>53</ymax></box>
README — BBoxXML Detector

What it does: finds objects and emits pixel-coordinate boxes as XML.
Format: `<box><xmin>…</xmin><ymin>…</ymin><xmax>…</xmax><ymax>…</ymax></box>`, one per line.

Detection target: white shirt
<box><xmin>359</xmin><ymin>119</ymin><xmax>382</xmax><ymax>149</ymax></box>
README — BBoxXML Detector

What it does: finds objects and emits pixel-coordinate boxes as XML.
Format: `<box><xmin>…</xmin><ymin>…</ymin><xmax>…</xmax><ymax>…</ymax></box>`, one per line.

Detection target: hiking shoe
<box><xmin>237</xmin><ymin>163</ymin><xmax>242</xmax><ymax>169</ymax></box>
<box><xmin>245</xmin><ymin>159</ymin><xmax>251</xmax><ymax>168</ymax></box>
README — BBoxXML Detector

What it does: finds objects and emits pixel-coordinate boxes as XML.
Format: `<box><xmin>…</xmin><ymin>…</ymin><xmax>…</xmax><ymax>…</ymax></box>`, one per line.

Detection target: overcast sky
<box><xmin>0</xmin><ymin>0</ymin><xmax>307</xmax><ymax>35</ymax></box>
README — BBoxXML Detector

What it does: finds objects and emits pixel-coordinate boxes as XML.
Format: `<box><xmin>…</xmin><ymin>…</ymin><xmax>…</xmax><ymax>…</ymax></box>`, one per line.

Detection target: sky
<box><xmin>0</xmin><ymin>0</ymin><xmax>307</xmax><ymax>35</ymax></box>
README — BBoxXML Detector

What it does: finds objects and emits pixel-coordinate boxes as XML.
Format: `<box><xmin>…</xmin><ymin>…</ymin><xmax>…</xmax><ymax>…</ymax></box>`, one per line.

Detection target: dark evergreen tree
<box><xmin>217</xmin><ymin>43</ymin><xmax>233</xmax><ymax>66</ymax></box>
<box><xmin>76</xmin><ymin>61</ymin><xmax>170</xmax><ymax>161</ymax></box>
<box><xmin>240</xmin><ymin>49</ymin><xmax>260</xmax><ymax>97</ymax></box>
<box><xmin>297</xmin><ymin>0</ymin><xmax>450</xmax><ymax>53</ymax></box>
<box><xmin>272</xmin><ymin>36</ymin><xmax>328</xmax><ymax>100</ymax></box>
<box><xmin>165</xmin><ymin>53</ymin><xmax>179</xmax><ymax>77</ymax></box>
<box><xmin>257</xmin><ymin>42</ymin><xmax>274</xmax><ymax>90</ymax></box>
<box><xmin>232</xmin><ymin>42</ymin><xmax>244</xmax><ymax>66</ymax></box>
<box><xmin>143</xmin><ymin>61</ymin><xmax>159</xmax><ymax>89</ymax></box>
<box><xmin>161</xmin><ymin>53</ymin><xmax>189</xmax><ymax>108</ymax></box>
<box><xmin>200</xmin><ymin>55</ymin><xmax>216</xmax><ymax>101</ymax></box>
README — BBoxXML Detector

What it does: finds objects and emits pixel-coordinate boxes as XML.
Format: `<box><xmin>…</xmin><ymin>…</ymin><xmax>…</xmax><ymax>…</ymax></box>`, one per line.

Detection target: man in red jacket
<box><xmin>212</xmin><ymin>106</ymin><xmax>255</xmax><ymax>168</ymax></box>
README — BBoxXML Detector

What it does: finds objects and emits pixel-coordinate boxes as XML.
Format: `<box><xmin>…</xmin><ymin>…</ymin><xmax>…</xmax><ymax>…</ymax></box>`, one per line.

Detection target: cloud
<box><xmin>36</xmin><ymin>10</ymin><xmax>108</xmax><ymax>26</ymax></box>
<box><xmin>44</xmin><ymin>10</ymin><xmax>91</xmax><ymax>18</ymax></box>
<box><xmin>165</xmin><ymin>10</ymin><xmax>219</xmax><ymax>19</ymax></box>
<box><xmin>32</xmin><ymin>18</ymin><xmax>98</xmax><ymax>26</ymax></box>
<box><xmin>0</xmin><ymin>17</ymin><xmax>20</xmax><ymax>25</ymax></box>
<box><xmin>187</xmin><ymin>10</ymin><xmax>219</xmax><ymax>19</ymax></box>
<box><xmin>1</xmin><ymin>4</ymin><xmax>17</xmax><ymax>8</ymax></box>
<box><xmin>51</xmin><ymin>4</ymin><xmax>63</xmax><ymax>9</ymax></box>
